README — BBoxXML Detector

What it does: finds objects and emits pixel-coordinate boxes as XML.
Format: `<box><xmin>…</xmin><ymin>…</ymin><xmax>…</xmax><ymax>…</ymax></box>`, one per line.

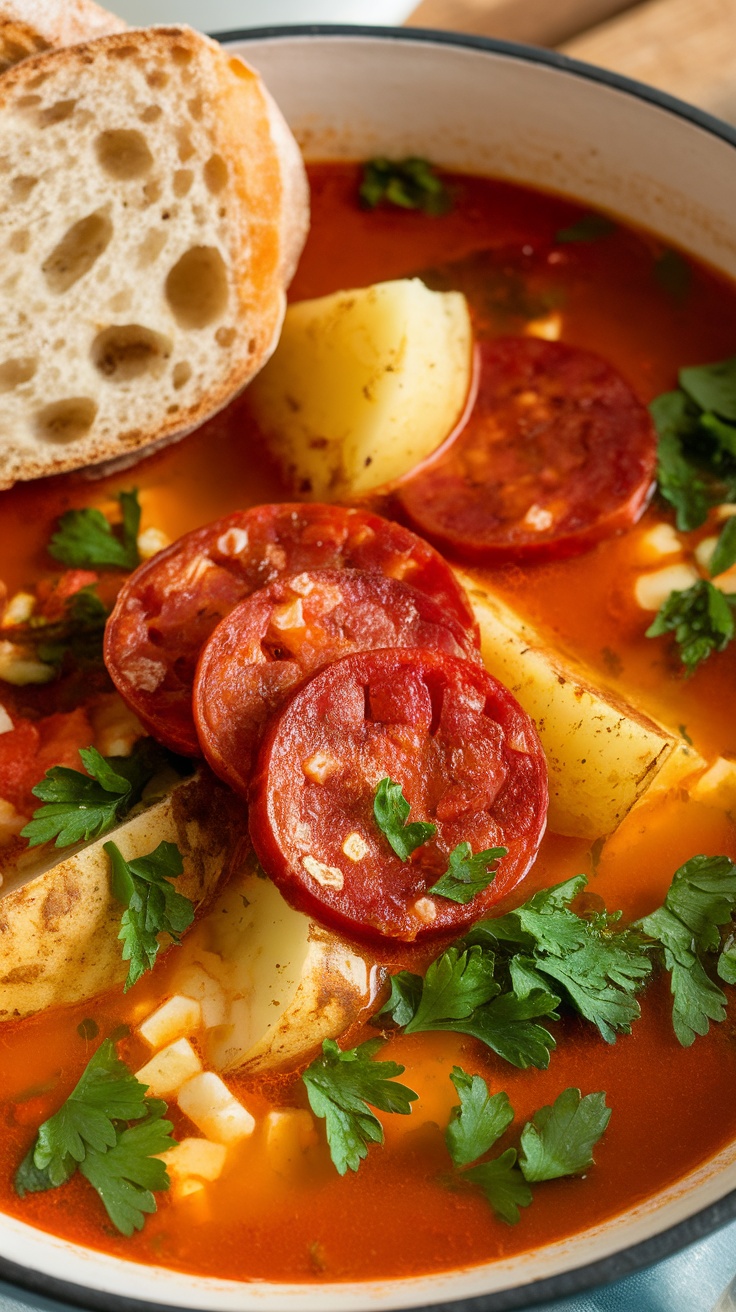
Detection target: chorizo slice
<box><xmin>397</xmin><ymin>336</ymin><xmax>657</xmax><ymax>562</ymax></box>
<box><xmin>249</xmin><ymin>647</ymin><xmax>548</xmax><ymax>944</ymax></box>
<box><xmin>193</xmin><ymin>568</ymin><xmax>481</xmax><ymax>794</ymax></box>
<box><xmin>104</xmin><ymin>503</ymin><xmax>479</xmax><ymax>756</ymax></box>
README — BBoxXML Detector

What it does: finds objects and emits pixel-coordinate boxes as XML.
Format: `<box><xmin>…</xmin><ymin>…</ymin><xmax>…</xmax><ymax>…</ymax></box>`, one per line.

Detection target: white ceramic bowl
<box><xmin>4</xmin><ymin>24</ymin><xmax>736</xmax><ymax>1312</ymax></box>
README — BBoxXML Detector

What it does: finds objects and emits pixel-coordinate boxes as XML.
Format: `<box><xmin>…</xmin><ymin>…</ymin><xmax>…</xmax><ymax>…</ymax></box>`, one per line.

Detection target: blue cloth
<box><xmin>0</xmin><ymin>1221</ymin><xmax>735</xmax><ymax>1312</ymax></box>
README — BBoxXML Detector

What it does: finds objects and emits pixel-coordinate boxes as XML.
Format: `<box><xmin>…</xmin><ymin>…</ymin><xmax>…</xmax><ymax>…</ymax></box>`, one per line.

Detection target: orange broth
<box><xmin>1</xmin><ymin>163</ymin><xmax>736</xmax><ymax>1282</ymax></box>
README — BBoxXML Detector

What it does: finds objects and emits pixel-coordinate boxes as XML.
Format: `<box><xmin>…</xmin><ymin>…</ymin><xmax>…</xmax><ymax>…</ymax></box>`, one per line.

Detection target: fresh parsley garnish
<box><xmin>15</xmin><ymin>1039</ymin><xmax>174</xmax><ymax>1236</ymax></box>
<box><xmin>48</xmin><ymin>489</ymin><xmax>141</xmax><ymax>571</ymax></box>
<box><xmin>302</xmin><ymin>1037</ymin><xmax>418</xmax><ymax>1175</ymax></box>
<box><xmin>651</xmin><ymin>357</ymin><xmax>736</xmax><ymax>531</ymax></box>
<box><xmin>373</xmin><ymin>777</ymin><xmax>436</xmax><ymax>861</ymax></box>
<box><xmin>444</xmin><ymin>1069</ymin><xmax>609</xmax><ymax>1224</ymax></box>
<box><xmin>21</xmin><ymin>739</ymin><xmax>169</xmax><ymax>849</ymax></box>
<box><xmin>466</xmin><ymin>875</ymin><xmax>652</xmax><ymax>1044</ymax></box>
<box><xmin>653</xmin><ymin>391</ymin><xmax>711</xmax><ymax>531</ymax></box>
<box><xmin>518</xmin><ymin>1087</ymin><xmax>611</xmax><ymax>1182</ymax></box>
<box><xmin>445</xmin><ymin>1065</ymin><xmax>513</xmax><ymax>1168</ymax></box>
<box><xmin>636</xmin><ymin>854</ymin><xmax>736</xmax><ymax>1045</ymax></box>
<box><xmin>379</xmin><ymin>944</ymin><xmax>559</xmax><ymax>1071</ymax></box>
<box><xmin>708</xmin><ymin>516</ymin><xmax>736</xmax><ymax>577</ymax></box>
<box><xmin>428</xmin><ymin>842</ymin><xmax>507</xmax><ymax>904</ymax></box>
<box><xmin>359</xmin><ymin>157</ymin><xmax>450</xmax><ymax>215</ymax></box>
<box><xmin>105</xmin><ymin>839</ymin><xmax>195</xmax><ymax>991</ymax></box>
<box><xmin>646</xmin><ymin>579</ymin><xmax>736</xmax><ymax>673</ymax></box>
<box><xmin>555</xmin><ymin>213</ymin><xmax>616</xmax><ymax>244</ymax></box>
<box><xmin>35</xmin><ymin>586</ymin><xmax>109</xmax><ymax>668</ymax></box>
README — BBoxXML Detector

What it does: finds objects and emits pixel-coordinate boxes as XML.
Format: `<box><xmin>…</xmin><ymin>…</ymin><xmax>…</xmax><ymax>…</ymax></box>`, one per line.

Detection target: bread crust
<box><xmin>0</xmin><ymin>0</ymin><xmax>125</xmax><ymax>71</ymax></box>
<box><xmin>0</xmin><ymin>25</ymin><xmax>309</xmax><ymax>488</ymax></box>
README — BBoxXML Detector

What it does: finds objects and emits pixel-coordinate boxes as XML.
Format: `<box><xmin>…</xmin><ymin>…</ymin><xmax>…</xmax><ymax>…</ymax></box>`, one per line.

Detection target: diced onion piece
<box><xmin>89</xmin><ymin>693</ymin><xmax>145</xmax><ymax>758</ymax></box>
<box><xmin>0</xmin><ymin>705</ymin><xmax>13</xmax><ymax>735</ymax></box>
<box><xmin>137</xmin><ymin>995</ymin><xmax>202</xmax><ymax>1049</ymax></box>
<box><xmin>524</xmin><ymin>312</ymin><xmax>562</xmax><ymax>341</ymax></box>
<box><xmin>640</xmin><ymin>523</ymin><xmax>682</xmax><ymax>559</ymax></box>
<box><xmin>178</xmin><ymin>1072</ymin><xmax>255</xmax><ymax>1144</ymax></box>
<box><xmin>171</xmin><ymin>959</ymin><xmax>228</xmax><ymax>1028</ymax></box>
<box><xmin>247</xmin><ymin>278</ymin><xmax>473</xmax><ymax>498</ymax></box>
<box><xmin>694</xmin><ymin>536</ymin><xmax>719</xmax><ymax>571</ymax></box>
<box><xmin>159</xmin><ymin>1137</ymin><xmax>227</xmax><ymax>1182</ymax></box>
<box><xmin>691</xmin><ymin>757</ymin><xmax>736</xmax><ymax>810</ymax></box>
<box><xmin>136</xmin><ymin>1038</ymin><xmax>202</xmax><ymax>1097</ymax></box>
<box><xmin>0</xmin><ymin>641</ymin><xmax>55</xmax><ymax>686</ymax></box>
<box><xmin>1</xmin><ymin>592</ymin><xmax>35</xmax><ymax>626</ymax></box>
<box><xmin>634</xmin><ymin>564</ymin><xmax>700</xmax><ymax>612</ymax></box>
<box><xmin>137</xmin><ymin>527</ymin><xmax>171</xmax><ymax>561</ymax></box>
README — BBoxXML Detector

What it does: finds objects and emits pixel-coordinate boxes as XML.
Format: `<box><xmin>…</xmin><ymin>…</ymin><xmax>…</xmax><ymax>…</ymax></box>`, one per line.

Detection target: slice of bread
<box><xmin>0</xmin><ymin>0</ymin><xmax>126</xmax><ymax>73</ymax></box>
<box><xmin>0</xmin><ymin>25</ymin><xmax>309</xmax><ymax>488</ymax></box>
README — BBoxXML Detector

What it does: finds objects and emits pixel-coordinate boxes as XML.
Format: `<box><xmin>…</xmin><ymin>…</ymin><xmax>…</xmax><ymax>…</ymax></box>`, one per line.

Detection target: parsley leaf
<box><xmin>709</xmin><ymin>516</ymin><xmax>736</xmax><ymax>577</ymax></box>
<box><xmin>373</xmin><ymin>777</ymin><xmax>436</xmax><ymax>861</ymax></box>
<box><xmin>555</xmin><ymin>213</ymin><xmax>616</xmax><ymax>243</ymax></box>
<box><xmin>445</xmin><ymin>1067</ymin><xmax>514</xmax><ymax>1168</ymax></box>
<box><xmin>79</xmin><ymin>1109</ymin><xmax>173</xmax><ymax>1237</ymax></box>
<box><xmin>519</xmin><ymin>1088</ymin><xmax>611</xmax><ymax>1182</ymax></box>
<box><xmin>636</xmin><ymin>855</ymin><xmax>736</xmax><ymax>1045</ymax></box>
<box><xmin>428</xmin><ymin>842</ymin><xmax>507</xmax><ymax>904</ymax></box>
<box><xmin>34</xmin><ymin>586</ymin><xmax>109</xmax><ymax>669</ymax></box>
<box><xmin>48</xmin><ymin>489</ymin><xmax>141</xmax><ymax>570</ymax></box>
<box><xmin>359</xmin><ymin>157</ymin><xmax>450</xmax><ymax>215</ymax></box>
<box><xmin>381</xmin><ymin>946</ymin><xmax>558</xmax><ymax>1070</ymax></box>
<box><xmin>467</xmin><ymin>876</ymin><xmax>651</xmax><ymax>1044</ymax></box>
<box><xmin>302</xmin><ymin>1037</ymin><xmax>418</xmax><ymax>1175</ymax></box>
<box><xmin>646</xmin><ymin>579</ymin><xmax>736</xmax><ymax>673</ymax></box>
<box><xmin>105</xmin><ymin>839</ymin><xmax>194</xmax><ymax>990</ymax></box>
<box><xmin>15</xmin><ymin>1040</ymin><xmax>174</xmax><ymax>1236</ymax></box>
<box><xmin>652</xmin><ymin>391</ymin><xmax>711</xmax><ymax>531</ymax></box>
<box><xmin>680</xmin><ymin>357</ymin><xmax>736</xmax><ymax>421</ymax></box>
<box><xmin>21</xmin><ymin>739</ymin><xmax>169</xmax><ymax>849</ymax></box>
<box><xmin>464</xmin><ymin>1149</ymin><xmax>532</xmax><ymax>1225</ymax></box>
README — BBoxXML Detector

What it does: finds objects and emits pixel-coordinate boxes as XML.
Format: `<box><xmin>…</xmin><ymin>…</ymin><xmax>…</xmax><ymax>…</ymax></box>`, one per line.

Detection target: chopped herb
<box><xmin>680</xmin><ymin>357</ymin><xmax>736</xmax><ymax>421</ymax></box>
<box><xmin>654</xmin><ymin>248</ymin><xmax>691</xmax><ymax>303</ymax></box>
<box><xmin>709</xmin><ymin>516</ymin><xmax>736</xmax><ymax>577</ymax></box>
<box><xmin>359</xmin><ymin>157</ymin><xmax>450</xmax><ymax>215</ymax></box>
<box><xmin>555</xmin><ymin>213</ymin><xmax>616</xmax><ymax>244</ymax></box>
<box><xmin>445</xmin><ymin>1066</ymin><xmax>513</xmax><ymax>1168</ymax></box>
<box><xmin>464</xmin><ymin>1150</ymin><xmax>532</xmax><ymax>1225</ymax></box>
<box><xmin>21</xmin><ymin>739</ymin><xmax>170</xmax><ymax>849</ymax></box>
<box><xmin>48</xmin><ymin>489</ymin><xmax>141</xmax><ymax>571</ymax></box>
<box><xmin>302</xmin><ymin>1038</ymin><xmax>418</xmax><ymax>1175</ymax></box>
<box><xmin>646</xmin><ymin>579</ymin><xmax>736</xmax><ymax>673</ymax></box>
<box><xmin>518</xmin><ymin>1088</ymin><xmax>611</xmax><ymax>1182</ymax></box>
<box><xmin>679</xmin><ymin>724</ymin><xmax>693</xmax><ymax>746</ymax></box>
<box><xmin>379</xmin><ymin>944</ymin><xmax>558</xmax><ymax>1071</ymax></box>
<box><xmin>105</xmin><ymin>840</ymin><xmax>194</xmax><ymax>991</ymax></box>
<box><xmin>651</xmin><ymin>391</ymin><xmax>711</xmax><ymax>531</ymax></box>
<box><xmin>651</xmin><ymin>357</ymin><xmax>736</xmax><ymax>531</ymax></box>
<box><xmin>34</xmin><ymin>586</ymin><xmax>109</xmax><ymax>669</ymax></box>
<box><xmin>636</xmin><ymin>855</ymin><xmax>736</xmax><ymax>1045</ymax></box>
<box><xmin>15</xmin><ymin>1039</ymin><xmax>174</xmax><ymax>1236</ymax></box>
<box><xmin>373</xmin><ymin>777</ymin><xmax>436</xmax><ymax>861</ymax></box>
<box><xmin>428</xmin><ymin>842</ymin><xmax>507</xmax><ymax>904</ymax></box>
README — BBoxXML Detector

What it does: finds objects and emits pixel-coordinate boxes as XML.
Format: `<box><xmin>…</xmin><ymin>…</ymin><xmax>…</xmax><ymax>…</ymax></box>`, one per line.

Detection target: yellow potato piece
<box><xmin>0</xmin><ymin>769</ymin><xmax>246</xmax><ymax>1022</ymax></box>
<box><xmin>170</xmin><ymin>859</ymin><xmax>384</xmax><ymax>1074</ymax></box>
<box><xmin>457</xmin><ymin>573</ymin><xmax>678</xmax><ymax>840</ymax></box>
<box><xmin>247</xmin><ymin>278</ymin><xmax>472</xmax><ymax>498</ymax></box>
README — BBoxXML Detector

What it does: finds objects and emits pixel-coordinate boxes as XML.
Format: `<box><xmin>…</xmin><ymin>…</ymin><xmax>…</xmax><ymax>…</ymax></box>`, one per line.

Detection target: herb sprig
<box><xmin>48</xmin><ymin>489</ymin><xmax>142</xmax><ymax>571</ymax></box>
<box><xmin>359</xmin><ymin>157</ymin><xmax>450</xmax><ymax>215</ymax></box>
<box><xmin>15</xmin><ymin>1040</ymin><xmax>175</xmax><ymax>1236</ymax></box>
<box><xmin>106</xmin><ymin>839</ymin><xmax>195</xmax><ymax>991</ymax></box>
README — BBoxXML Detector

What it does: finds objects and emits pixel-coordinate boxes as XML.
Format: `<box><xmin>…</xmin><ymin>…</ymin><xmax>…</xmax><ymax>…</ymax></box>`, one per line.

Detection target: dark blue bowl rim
<box><xmin>3</xmin><ymin>21</ymin><xmax>736</xmax><ymax>1312</ymax></box>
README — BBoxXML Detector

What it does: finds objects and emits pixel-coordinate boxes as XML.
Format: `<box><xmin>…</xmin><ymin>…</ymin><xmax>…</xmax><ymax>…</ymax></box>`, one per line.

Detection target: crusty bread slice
<box><xmin>0</xmin><ymin>25</ymin><xmax>309</xmax><ymax>488</ymax></box>
<box><xmin>0</xmin><ymin>0</ymin><xmax>126</xmax><ymax>73</ymax></box>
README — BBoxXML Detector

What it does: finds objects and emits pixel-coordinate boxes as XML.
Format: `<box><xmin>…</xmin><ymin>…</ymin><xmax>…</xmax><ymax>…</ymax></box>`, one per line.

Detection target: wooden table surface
<box><xmin>405</xmin><ymin>0</ymin><xmax>736</xmax><ymax>123</ymax></box>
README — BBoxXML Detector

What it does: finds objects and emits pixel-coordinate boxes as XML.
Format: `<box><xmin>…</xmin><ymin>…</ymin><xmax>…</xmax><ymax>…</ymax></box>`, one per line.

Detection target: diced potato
<box><xmin>0</xmin><ymin>640</ymin><xmax>55</xmax><ymax>686</ymax></box>
<box><xmin>172</xmin><ymin>960</ymin><xmax>228</xmax><ymax>1029</ymax></box>
<box><xmin>159</xmin><ymin>1137</ymin><xmax>226</xmax><ymax>1182</ymax></box>
<box><xmin>89</xmin><ymin>693</ymin><xmax>144</xmax><ymax>758</ymax></box>
<box><xmin>694</xmin><ymin>536</ymin><xmax>719</xmax><ymax>571</ymax></box>
<box><xmin>265</xmin><ymin>1109</ymin><xmax>318</xmax><ymax>1177</ymax></box>
<box><xmin>136</xmin><ymin>1038</ymin><xmax>202</xmax><ymax>1097</ymax></box>
<box><xmin>691</xmin><ymin>757</ymin><xmax>736</xmax><ymax>811</ymax></box>
<box><xmin>524</xmin><ymin>312</ymin><xmax>562</xmax><ymax>341</ymax></box>
<box><xmin>137</xmin><ymin>995</ymin><xmax>202</xmax><ymax>1049</ymax></box>
<box><xmin>170</xmin><ymin>861</ymin><xmax>382</xmax><ymax>1074</ymax></box>
<box><xmin>639</xmin><ymin>523</ymin><xmax>683</xmax><ymax>559</ymax></box>
<box><xmin>1</xmin><ymin>592</ymin><xmax>35</xmax><ymax>626</ymax></box>
<box><xmin>634</xmin><ymin>564</ymin><xmax>700</xmax><ymax>611</ymax></box>
<box><xmin>0</xmin><ymin>769</ymin><xmax>245</xmax><ymax>1022</ymax></box>
<box><xmin>247</xmin><ymin>278</ymin><xmax>473</xmax><ymax>499</ymax></box>
<box><xmin>178</xmin><ymin>1072</ymin><xmax>255</xmax><ymax>1144</ymax></box>
<box><xmin>457</xmin><ymin>573</ymin><xmax>678</xmax><ymax>839</ymax></box>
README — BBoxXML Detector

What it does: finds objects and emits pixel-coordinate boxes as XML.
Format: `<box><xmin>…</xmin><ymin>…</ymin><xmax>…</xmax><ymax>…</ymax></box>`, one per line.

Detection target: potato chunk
<box><xmin>247</xmin><ymin>278</ymin><xmax>473</xmax><ymax>498</ymax></box>
<box><xmin>457</xmin><ymin>573</ymin><xmax>677</xmax><ymax>839</ymax></box>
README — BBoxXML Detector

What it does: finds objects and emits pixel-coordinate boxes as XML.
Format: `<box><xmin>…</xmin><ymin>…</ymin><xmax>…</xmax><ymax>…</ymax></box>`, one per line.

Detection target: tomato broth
<box><xmin>1</xmin><ymin>164</ymin><xmax>736</xmax><ymax>1283</ymax></box>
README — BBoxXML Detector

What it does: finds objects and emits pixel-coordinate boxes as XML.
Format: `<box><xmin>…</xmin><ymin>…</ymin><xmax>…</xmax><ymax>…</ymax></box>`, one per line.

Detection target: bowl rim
<box><xmin>3</xmin><ymin>21</ymin><xmax>736</xmax><ymax>1312</ymax></box>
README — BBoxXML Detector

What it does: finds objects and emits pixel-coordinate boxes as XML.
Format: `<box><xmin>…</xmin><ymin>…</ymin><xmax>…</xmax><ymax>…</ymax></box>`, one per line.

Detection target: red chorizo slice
<box><xmin>249</xmin><ymin>648</ymin><xmax>548</xmax><ymax>944</ymax></box>
<box><xmin>398</xmin><ymin>336</ymin><xmax>657</xmax><ymax>563</ymax></box>
<box><xmin>104</xmin><ymin>503</ymin><xmax>479</xmax><ymax>756</ymax></box>
<box><xmin>193</xmin><ymin>568</ymin><xmax>481</xmax><ymax>794</ymax></box>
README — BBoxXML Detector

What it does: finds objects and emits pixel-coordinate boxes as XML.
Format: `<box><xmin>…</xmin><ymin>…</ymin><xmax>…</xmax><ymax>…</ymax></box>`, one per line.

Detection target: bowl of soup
<box><xmin>1</xmin><ymin>22</ymin><xmax>736</xmax><ymax>1312</ymax></box>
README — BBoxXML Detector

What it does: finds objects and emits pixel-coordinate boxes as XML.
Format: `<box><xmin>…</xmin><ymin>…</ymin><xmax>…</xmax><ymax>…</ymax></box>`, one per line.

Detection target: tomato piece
<box><xmin>194</xmin><ymin>568</ymin><xmax>481</xmax><ymax>794</ymax></box>
<box><xmin>104</xmin><ymin>503</ymin><xmax>479</xmax><ymax>756</ymax></box>
<box><xmin>397</xmin><ymin>336</ymin><xmax>657</xmax><ymax>562</ymax></box>
<box><xmin>0</xmin><ymin>707</ymin><xmax>92</xmax><ymax>816</ymax></box>
<box><xmin>249</xmin><ymin>648</ymin><xmax>548</xmax><ymax>944</ymax></box>
<box><xmin>35</xmin><ymin>570</ymin><xmax>98</xmax><ymax>623</ymax></box>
